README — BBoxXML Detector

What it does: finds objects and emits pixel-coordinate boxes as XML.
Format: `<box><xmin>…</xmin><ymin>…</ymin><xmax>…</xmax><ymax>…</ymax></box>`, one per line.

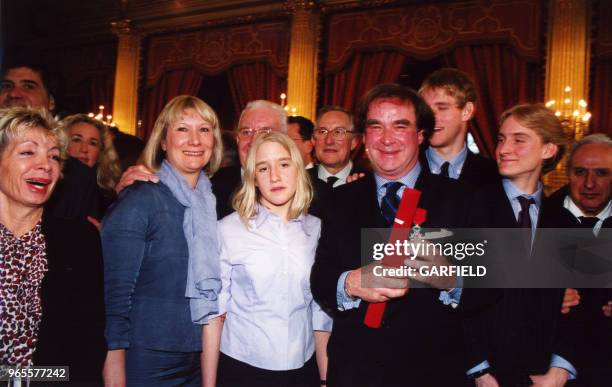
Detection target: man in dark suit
<box><xmin>465</xmin><ymin>104</ymin><xmax>577</xmax><ymax>387</ymax></box>
<box><xmin>311</xmin><ymin>84</ymin><xmax>483</xmax><ymax>387</ymax></box>
<box><xmin>288</xmin><ymin>115</ymin><xmax>315</xmax><ymax>169</ymax></box>
<box><xmin>543</xmin><ymin>133</ymin><xmax>612</xmax><ymax>386</ymax></box>
<box><xmin>308</xmin><ymin>106</ymin><xmax>366</xmax><ymax>189</ymax></box>
<box><xmin>547</xmin><ymin>133</ymin><xmax>612</xmax><ymax>232</ymax></box>
<box><xmin>418</xmin><ymin>68</ymin><xmax>498</xmax><ymax>185</ymax></box>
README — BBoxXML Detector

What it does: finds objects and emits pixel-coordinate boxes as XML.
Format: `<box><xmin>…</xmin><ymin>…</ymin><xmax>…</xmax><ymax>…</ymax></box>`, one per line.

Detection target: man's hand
<box><xmin>530</xmin><ymin>367</ymin><xmax>569</xmax><ymax>387</ymax></box>
<box><xmin>346</xmin><ymin>172</ymin><xmax>366</xmax><ymax>184</ymax></box>
<box><xmin>560</xmin><ymin>288</ymin><xmax>580</xmax><ymax>314</ymax></box>
<box><xmin>402</xmin><ymin>239</ymin><xmax>456</xmax><ymax>289</ymax></box>
<box><xmin>344</xmin><ymin>262</ymin><xmax>408</xmax><ymax>303</ymax></box>
<box><xmin>603</xmin><ymin>300</ymin><xmax>612</xmax><ymax>317</ymax></box>
<box><xmin>115</xmin><ymin>165</ymin><xmax>158</xmax><ymax>194</ymax></box>
<box><xmin>475</xmin><ymin>373</ymin><xmax>499</xmax><ymax>387</ymax></box>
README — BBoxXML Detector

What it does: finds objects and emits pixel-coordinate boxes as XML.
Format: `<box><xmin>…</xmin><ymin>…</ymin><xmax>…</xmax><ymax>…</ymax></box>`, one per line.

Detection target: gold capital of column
<box><xmin>286</xmin><ymin>1</ymin><xmax>320</xmax><ymax>121</ymax></box>
<box><xmin>111</xmin><ymin>19</ymin><xmax>141</xmax><ymax>136</ymax></box>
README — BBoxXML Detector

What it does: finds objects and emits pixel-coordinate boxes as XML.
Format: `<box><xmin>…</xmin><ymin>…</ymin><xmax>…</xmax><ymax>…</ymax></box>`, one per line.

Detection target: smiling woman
<box><xmin>101</xmin><ymin>95</ymin><xmax>224</xmax><ymax>386</ymax></box>
<box><xmin>0</xmin><ymin>107</ymin><xmax>63</xmax><ymax>366</ymax></box>
<box><xmin>45</xmin><ymin>114</ymin><xmax>121</xmax><ymax>223</ymax></box>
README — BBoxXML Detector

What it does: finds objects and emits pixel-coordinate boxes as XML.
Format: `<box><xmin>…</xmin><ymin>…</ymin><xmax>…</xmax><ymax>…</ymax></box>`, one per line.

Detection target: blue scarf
<box><xmin>157</xmin><ymin>160</ymin><xmax>220</xmax><ymax>324</ymax></box>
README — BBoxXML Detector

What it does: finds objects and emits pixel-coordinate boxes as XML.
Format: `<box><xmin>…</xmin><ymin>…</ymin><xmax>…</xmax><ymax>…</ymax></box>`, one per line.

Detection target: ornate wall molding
<box><xmin>144</xmin><ymin>19</ymin><xmax>291</xmax><ymax>87</ymax></box>
<box><xmin>323</xmin><ymin>0</ymin><xmax>544</xmax><ymax>74</ymax></box>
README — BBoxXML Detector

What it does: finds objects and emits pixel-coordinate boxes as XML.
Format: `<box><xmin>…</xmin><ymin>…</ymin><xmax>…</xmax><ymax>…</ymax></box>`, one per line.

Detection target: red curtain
<box><xmin>226</xmin><ymin>62</ymin><xmax>286</xmax><ymax>114</ymax></box>
<box><xmin>451</xmin><ymin>45</ymin><xmax>543</xmax><ymax>158</ymax></box>
<box><xmin>141</xmin><ymin>68</ymin><xmax>204</xmax><ymax>139</ymax></box>
<box><xmin>590</xmin><ymin>61</ymin><xmax>612</xmax><ymax>136</ymax></box>
<box><xmin>322</xmin><ymin>50</ymin><xmax>406</xmax><ymax>111</ymax></box>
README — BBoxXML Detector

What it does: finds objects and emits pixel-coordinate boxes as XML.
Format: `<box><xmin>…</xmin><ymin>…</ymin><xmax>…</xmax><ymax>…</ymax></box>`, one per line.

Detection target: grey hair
<box><xmin>567</xmin><ymin>133</ymin><xmax>612</xmax><ymax>173</ymax></box>
<box><xmin>238</xmin><ymin>100</ymin><xmax>287</xmax><ymax>133</ymax></box>
<box><xmin>316</xmin><ymin>105</ymin><xmax>354</xmax><ymax>132</ymax></box>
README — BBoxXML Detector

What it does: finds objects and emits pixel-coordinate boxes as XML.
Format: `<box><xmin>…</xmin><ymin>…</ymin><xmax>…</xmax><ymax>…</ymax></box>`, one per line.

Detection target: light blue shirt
<box><xmin>425</xmin><ymin>144</ymin><xmax>469</xmax><ymax>180</ymax></box>
<box><xmin>336</xmin><ymin>162</ymin><xmax>461</xmax><ymax>310</ymax></box>
<box><xmin>502</xmin><ymin>178</ymin><xmax>543</xmax><ymax>244</ymax></box>
<box><xmin>217</xmin><ymin>205</ymin><xmax>332</xmax><ymax>370</ymax></box>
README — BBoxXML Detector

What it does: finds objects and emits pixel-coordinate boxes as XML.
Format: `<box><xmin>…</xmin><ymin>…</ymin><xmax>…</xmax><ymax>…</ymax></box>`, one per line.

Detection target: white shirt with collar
<box><xmin>216</xmin><ymin>205</ymin><xmax>332</xmax><ymax>371</ymax></box>
<box><xmin>317</xmin><ymin>160</ymin><xmax>353</xmax><ymax>188</ymax></box>
<box><xmin>563</xmin><ymin>196</ymin><xmax>612</xmax><ymax>236</ymax></box>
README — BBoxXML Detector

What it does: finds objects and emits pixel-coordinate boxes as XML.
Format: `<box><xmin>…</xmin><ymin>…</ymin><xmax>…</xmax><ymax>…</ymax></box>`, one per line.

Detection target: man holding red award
<box><xmin>311</xmin><ymin>84</ymin><xmax>482</xmax><ymax>387</ymax></box>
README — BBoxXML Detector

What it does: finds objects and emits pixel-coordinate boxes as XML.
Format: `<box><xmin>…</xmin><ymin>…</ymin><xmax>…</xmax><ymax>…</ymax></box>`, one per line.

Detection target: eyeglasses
<box><xmin>237</xmin><ymin>127</ymin><xmax>273</xmax><ymax>138</ymax></box>
<box><xmin>313</xmin><ymin>127</ymin><xmax>354</xmax><ymax>141</ymax></box>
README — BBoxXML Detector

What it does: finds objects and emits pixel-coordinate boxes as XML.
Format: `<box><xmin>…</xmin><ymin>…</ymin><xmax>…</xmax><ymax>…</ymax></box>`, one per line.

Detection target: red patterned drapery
<box><xmin>590</xmin><ymin>1</ymin><xmax>612</xmax><ymax>136</ymax></box>
<box><xmin>141</xmin><ymin>68</ymin><xmax>205</xmax><ymax>139</ymax></box>
<box><xmin>227</xmin><ymin>61</ymin><xmax>286</xmax><ymax>114</ymax></box>
<box><xmin>141</xmin><ymin>19</ymin><xmax>290</xmax><ymax>138</ymax></box>
<box><xmin>322</xmin><ymin>50</ymin><xmax>406</xmax><ymax>112</ymax></box>
<box><xmin>321</xmin><ymin>0</ymin><xmax>546</xmax><ymax>157</ymax></box>
<box><xmin>450</xmin><ymin>44</ymin><xmax>544</xmax><ymax>158</ymax></box>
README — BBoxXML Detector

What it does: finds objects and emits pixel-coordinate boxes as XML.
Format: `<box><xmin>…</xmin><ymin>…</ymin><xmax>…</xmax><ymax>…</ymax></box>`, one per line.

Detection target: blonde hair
<box><xmin>0</xmin><ymin>107</ymin><xmax>65</xmax><ymax>159</ymax></box>
<box><xmin>141</xmin><ymin>95</ymin><xmax>223</xmax><ymax>175</ymax></box>
<box><xmin>61</xmin><ymin>114</ymin><xmax>121</xmax><ymax>192</ymax></box>
<box><xmin>232</xmin><ymin>132</ymin><xmax>312</xmax><ymax>225</ymax></box>
<box><xmin>499</xmin><ymin>104</ymin><xmax>568</xmax><ymax>174</ymax></box>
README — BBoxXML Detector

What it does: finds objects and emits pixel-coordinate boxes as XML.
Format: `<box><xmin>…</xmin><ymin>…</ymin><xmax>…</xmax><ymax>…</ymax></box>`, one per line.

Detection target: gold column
<box><xmin>111</xmin><ymin>19</ymin><xmax>141</xmax><ymax>136</ymax></box>
<box><xmin>543</xmin><ymin>0</ymin><xmax>590</xmax><ymax>193</ymax></box>
<box><xmin>286</xmin><ymin>1</ymin><xmax>320</xmax><ymax>120</ymax></box>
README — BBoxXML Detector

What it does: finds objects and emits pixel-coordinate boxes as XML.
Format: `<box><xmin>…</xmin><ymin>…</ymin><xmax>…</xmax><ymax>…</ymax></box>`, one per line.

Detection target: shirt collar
<box><xmin>563</xmin><ymin>196</ymin><xmax>612</xmax><ymax>220</ymax></box>
<box><xmin>502</xmin><ymin>178</ymin><xmax>543</xmax><ymax>208</ymax></box>
<box><xmin>374</xmin><ymin>162</ymin><xmax>422</xmax><ymax>191</ymax></box>
<box><xmin>318</xmin><ymin>161</ymin><xmax>353</xmax><ymax>181</ymax></box>
<box><xmin>425</xmin><ymin>144</ymin><xmax>468</xmax><ymax>177</ymax></box>
<box><xmin>251</xmin><ymin>203</ymin><xmax>312</xmax><ymax>235</ymax></box>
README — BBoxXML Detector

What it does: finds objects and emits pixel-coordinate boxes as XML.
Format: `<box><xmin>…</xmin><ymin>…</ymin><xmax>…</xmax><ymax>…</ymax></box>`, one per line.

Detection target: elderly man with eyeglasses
<box><xmin>309</xmin><ymin>106</ymin><xmax>367</xmax><ymax>189</ymax></box>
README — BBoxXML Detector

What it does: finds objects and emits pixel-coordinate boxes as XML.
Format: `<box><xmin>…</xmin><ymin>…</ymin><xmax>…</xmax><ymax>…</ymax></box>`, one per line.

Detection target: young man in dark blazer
<box><xmin>311</xmin><ymin>84</ymin><xmax>485</xmax><ymax>387</ymax></box>
<box><xmin>418</xmin><ymin>68</ymin><xmax>498</xmax><ymax>186</ymax></box>
<box><xmin>465</xmin><ymin>104</ymin><xmax>578</xmax><ymax>387</ymax></box>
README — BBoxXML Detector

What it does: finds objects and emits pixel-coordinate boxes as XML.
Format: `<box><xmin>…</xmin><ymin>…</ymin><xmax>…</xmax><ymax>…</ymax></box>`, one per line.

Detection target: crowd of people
<box><xmin>0</xmin><ymin>57</ymin><xmax>610</xmax><ymax>387</ymax></box>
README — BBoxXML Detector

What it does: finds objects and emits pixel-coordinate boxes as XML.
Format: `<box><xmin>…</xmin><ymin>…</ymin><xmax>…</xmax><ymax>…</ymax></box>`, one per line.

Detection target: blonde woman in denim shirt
<box><xmin>102</xmin><ymin>95</ymin><xmax>223</xmax><ymax>386</ymax></box>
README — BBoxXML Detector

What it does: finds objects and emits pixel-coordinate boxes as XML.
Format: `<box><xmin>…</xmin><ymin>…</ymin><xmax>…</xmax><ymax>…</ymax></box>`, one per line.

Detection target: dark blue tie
<box><xmin>381</xmin><ymin>182</ymin><xmax>403</xmax><ymax>226</ymax></box>
<box><xmin>517</xmin><ymin>196</ymin><xmax>535</xmax><ymax>250</ymax></box>
<box><xmin>578</xmin><ymin>216</ymin><xmax>598</xmax><ymax>229</ymax></box>
<box><xmin>439</xmin><ymin>161</ymin><xmax>450</xmax><ymax>178</ymax></box>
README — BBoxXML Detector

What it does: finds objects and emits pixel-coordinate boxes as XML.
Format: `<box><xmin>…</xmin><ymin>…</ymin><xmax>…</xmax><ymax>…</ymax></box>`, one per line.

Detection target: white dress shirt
<box><xmin>563</xmin><ymin>196</ymin><xmax>612</xmax><ymax>236</ymax></box>
<box><xmin>317</xmin><ymin>160</ymin><xmax>353</xmax><ymax>187</ymax></box>
<box><xmin>217</xmin><ymin>205</ymin><xmax>332</xmax><ymax>370</ymax></box>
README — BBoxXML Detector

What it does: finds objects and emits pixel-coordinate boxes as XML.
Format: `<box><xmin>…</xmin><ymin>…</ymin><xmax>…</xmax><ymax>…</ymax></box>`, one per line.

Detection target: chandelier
<box><xmin>545</xmin><ymin>86</ymin><xmax>591</xmax><ymax>139</ymax></box>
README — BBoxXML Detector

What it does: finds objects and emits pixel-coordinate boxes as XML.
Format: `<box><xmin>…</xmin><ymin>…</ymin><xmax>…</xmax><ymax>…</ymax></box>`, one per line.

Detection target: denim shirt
<box><xmin>101</xmin><ymin>182</ymin><xmax>202</xmax><ymax>352</ymax></box>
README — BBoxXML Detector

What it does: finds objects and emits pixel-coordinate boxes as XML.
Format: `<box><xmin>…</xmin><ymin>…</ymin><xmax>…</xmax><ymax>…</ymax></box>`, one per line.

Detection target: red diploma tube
<box><xmin>363</xmin><ymin>188</ymin><xmax>426</xmax><ymax>328</ymax></box>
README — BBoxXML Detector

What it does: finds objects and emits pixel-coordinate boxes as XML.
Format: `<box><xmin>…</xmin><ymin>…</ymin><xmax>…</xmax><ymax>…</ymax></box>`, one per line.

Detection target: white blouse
<box><xmin>217</xmin><ymin>206</ymin><xmax>332</xmax><ymax>371</ymax></box>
